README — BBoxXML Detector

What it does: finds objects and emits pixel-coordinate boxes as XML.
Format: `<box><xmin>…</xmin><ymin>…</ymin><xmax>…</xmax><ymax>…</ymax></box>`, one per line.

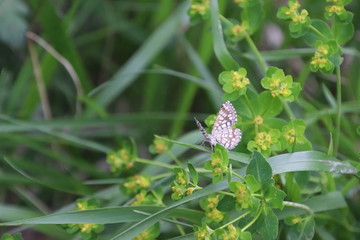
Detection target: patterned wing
<box><xmin>213</xmin><ymin>128</ymin><xmax>242</xmax><ymax>150</ymax></box>
<box><xmin>212</xmin><ymin>101</ymin><xmax>238</xmax><ymax>133</ymax></box>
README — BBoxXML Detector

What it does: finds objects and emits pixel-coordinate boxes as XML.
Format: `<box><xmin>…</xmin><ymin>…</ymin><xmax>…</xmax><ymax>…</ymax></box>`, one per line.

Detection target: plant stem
<box><xmin>309</xmin><ymin>25</ymin><xmax>328</xmax><ymax>41</ymax></box>
<box><xmin>242</xmin><ymin>204</ymin><xmax>264</xmax><ymax>232</ymax></box>
<box><xmin>151</xmin><ymin>172</ymin><xmax>172</xmax><ymax>181</ymax></box>
<box><xmin>219</xmin><ymin>14</ymin><xmax>233</xmax><ymax>26</ymax></box>
<box><xmin>283</xmin><ymin>101</ymin><xmax>296</xmax><ymax>120</ymax></box>
<box><xmin>233</xmin><ymin>172</ymin><xmax>246</xmax><ymax>182</ymax></box>
<box><xmin>136</xmin><ymin>158</ymin><xmax>176</xmax><ymax>169</ymax></box>
<box><xmin>219</xmin><ymin>191</ymin><xmax>235</xmax><ymax>197</ymax></box>
<box><xmin>219</xmin><ymin>14</ymin><xmax>267</xmax><ymax>74</ymax></box>
<box><xmin>217</xmin><ymin>211</ymin><xmax>251</xmax><ymax>230</ymax></box>
<box><xmin>334</xmin><ymin>66</ymin><xmax>342</xmax><ymax>156</ymax></box>
<box><xmin>283</xmin><ymin>201</ymin><xmax>314</xmax><ymax>215</ymax></box>
<box><xmin>244</xmin><ymin>32</ymin><xmax>268</xmax><ymax>74</ymax></box>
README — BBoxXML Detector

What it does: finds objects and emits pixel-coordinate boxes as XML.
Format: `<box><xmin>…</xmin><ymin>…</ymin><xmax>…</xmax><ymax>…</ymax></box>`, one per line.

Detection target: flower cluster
<box><xmin>121</xmin><ymin>175</ymin><xmax>152</xmax><ymax>195</ymax></box>
<box><xmin>325</xmin><ymin>0</ymin><xmax>352</xmax><ymax>22</ymax></box>
<box><xmin>247</xmin><ymin>129</ymin><xmax>281</xmax><ymax>157</ymax></box>
<box><xmin>219</xmin><ymin>68</ymin><xmax>250</xmax><ymax>101</ymax></box>
<box><xmin>133</xmin><ymin>224</ymin><xmax>160</xmax><ymax>240</ymax></box>
<box><xmin>171</xmin><ymin>168</ymin><xmax>197</xmax><ymax>200</ymax></box>
<box><xmin>214</xmin><ymin>224</ymin><xmax>244</xmax><ymax>240</ymax></box>
<box><xmin>225</xmin><ymin>22</ymin><xmax>249</xmax><ymax>43</ymax></box>
<box><xmin>204</xmin><ymin>145</ymin><xmax>229</xmax><ymax>183</ymax></box>
<box><xmin>310</xmin><ymin>40</ymin><xmax>340</xmax><ymax>74</ymax></box>
<box><xmin>188</xmin><ymin>0</ymin><xmax>210</xmax><ymax>24</ymax></box>
<box><xmin>277</xmin><ymin>0</ymin><xmax>310</xmax><ymax>37</ymax></box>
<box><xmin>149</xmin><ymin>136</ymin><xmax>170</xmax><ymax>154</ymax></box>
<box><xmin>107</xmin><ymin>142</ymin><xmax>136</xmax><ymax>175</ymax></box>
<box><xmin>194</xmin><ymin>224</ymin><xmax>212</xmax><ymax>240</ymax></box>
<box><xmin>200</xmin><ymin>194</ymin><xmax>225</xmax><ymax>224</ymax></box>
<box><xmin>281</xmin><ymin>120</ymin><xmax>312</xmax><ymax>152</ymax></box>
<box><xmin>64</xmin><ymin>199</ymin><xmax>104</xmax><ymax>240</ymax></box>
<box><xmin>229</xmin><ymin>181</ymin><xmax>252</xmax><ymax>210</ymax></box>
<box><xmin>261</xmin><ymin>67</ymin><xmax>301</xmax><ymax>102</ymax></box>
<box><xmin>131</xmin><ymin>190</ymin><xmax>163</xmax><ymax>206</ymax></box>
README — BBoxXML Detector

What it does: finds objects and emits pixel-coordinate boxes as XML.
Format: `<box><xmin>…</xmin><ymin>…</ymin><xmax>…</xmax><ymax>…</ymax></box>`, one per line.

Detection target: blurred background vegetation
<box><xmin>0</xmin><ymin>0</ymin><xmax>359</xmax><ymax>239</ymax></box>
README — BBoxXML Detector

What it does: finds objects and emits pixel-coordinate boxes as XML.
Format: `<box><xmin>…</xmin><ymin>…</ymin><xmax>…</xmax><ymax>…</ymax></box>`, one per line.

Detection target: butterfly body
<box><xmin>195</xmin><ymin>101</ymin><xmax>242</xmax><ymax>150</ymax></box>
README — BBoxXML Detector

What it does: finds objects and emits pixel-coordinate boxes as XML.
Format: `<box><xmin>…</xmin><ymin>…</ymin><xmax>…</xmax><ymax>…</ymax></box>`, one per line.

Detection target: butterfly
<box><xmin>194</xmin><ymin>101</ymin><xmax>242</xmax><ymax>150</ymax></box>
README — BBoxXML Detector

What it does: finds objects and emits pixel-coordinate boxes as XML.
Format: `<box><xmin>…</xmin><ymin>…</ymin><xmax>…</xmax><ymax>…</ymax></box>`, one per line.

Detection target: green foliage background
<box><xmin>0</xmin><ymin>0</ymin><xmax>359</xmax><ymax>239</ymax></box>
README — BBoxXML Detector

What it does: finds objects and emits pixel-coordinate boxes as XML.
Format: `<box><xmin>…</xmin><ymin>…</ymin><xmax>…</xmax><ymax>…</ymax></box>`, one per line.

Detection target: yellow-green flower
<box><xmin>254</xmin><ymin>115</ymin><xmax>264</xmax><ymax>125</ymax></box>
<box><xmin>310</xmin><ymin>41</ymin><xmax>339</xmax><ymax>74</ymax></box>
<box><xmin>261</xmin><ymin>67</ymin><xmax>301</xmax><ymax>102</ymax></box>
<box><xmin>219</xmin><ymin>68</ymin><xmax>250</xmax><ymax>101</ymax></box>
<box><xmin>225</xmin><ymin>22</ymin><xmax>250</xmax><ymax>43</ymax></box>
<box><xmin>133</xmin><ymin>224</ymin><xmax>160</xmax><ymax>240</ymax></box>
<box><xmin>188</xmin><ymin>0</ymin><xmax>210</xmax><ymax>24</ymax></box>
<box><xmin>194</xmin><ymin>224</ymin><xmax>212</xmax><ymax>240</ymax></box>
<box><xmin>149</xmin><ymin>136</ymin><xmax>171</xmax><ymax>154</ymax></box>
<box><xmin>205</xmin><ymin>208</ymin><xmax>224</xmax><ymax>222</ymax></box>
<box><xmin>64</xmin><ymin>199</ymin><xmax>104</xmax><ymax>240</ymax></box>
<box><xmin>107</xmin><ymin>141</ymin><xmax>137</xmax><ymax>175</ymax></box>
<box><xmin>229</xmin><ymin>181</ymin><xmax>252</xmax><ymax>210</ymax></box>
<box><xmin>121</xmin><ymin>175</ymin><xmax>152</xmax><ymax>195</ymax></box>
<box><xmin>247</xmin><ymin>129</ymin><xmax>281</xmax><ymax>157</ymax></box>
<box><xmin>214</xmin><ymin>224</ymin><xmax>242</xmax><ymax>240</ymax></box>
<box><xmin>277</xmin><ymin>0</ymin><xmax>310</xmax><ymax>37</ymax></box>
<box><xmin>324</xmin><ymin>0</ymin><xmax>351</xmax><ymax>21</ymax></box>
<box><xmin>280</xmin><ymin>120</ymin><xmax>312</xmax><ymax>152</ymax></box>
<box><xmin>204</xmin><ymin>145</ymin><xmax>229</xmax><ymax>183</ymax></box>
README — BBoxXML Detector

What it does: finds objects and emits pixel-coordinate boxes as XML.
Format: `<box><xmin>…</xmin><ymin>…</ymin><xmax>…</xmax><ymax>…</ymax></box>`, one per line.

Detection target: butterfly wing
<box><xmin>212</xmin><ymin>101</ymin><xmax>238</xmax><ymax>133</ymax></box>
<box><xmin>213</xmin><ymin>128</ymin><xmax>242</xmax><ymax>150</ymax></box>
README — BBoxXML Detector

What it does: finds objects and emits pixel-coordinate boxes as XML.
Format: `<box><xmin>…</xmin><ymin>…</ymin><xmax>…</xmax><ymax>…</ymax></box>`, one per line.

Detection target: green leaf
<box><xmin>246</xmin><ymin>151</ymin><xmax>272</xmax><ymax>189</ymax></box>
<box><xmin>209</xmin><ymin>0</ymin><xmax>239</xmax><ymax>70</ymax></box>
<box><xmin>256</xmin><ymin>206</ymin><xmax>278</xmax><ymax>240</ymax></box>
<box><xmin>245</xmin><ymin>174</ymin><xmax>261</xmax><ymax>193</ymax></box>
<box><xmin>265</xmin><ymin>186</ymin><xmax>286</xmax><ymax>209</ymax></box>
<box><xmin>287</xmin><ymin>216</ymin><xmax>315</xmax><ymax>240</ymax></box>
<box><xmin>267</xmin><ymin>151</ymin><xmax>357</xmax><ymax>175</ymax></box>
<box><xmin>0</xmin><ymin>0</ymin><xmax>28</xmax><ymax>49</ymax></box>
<box><xmin>285</xmin><ymin>173</ymin><xmax>301</xmax><ymax>202</ymax></box>
<box><xmin>258</xmin><ymin>91</ymin><xmax>283</xmax><ymax>117</ymax></box>
<box><xmin>241</xmin><ymin>1</ymin><xmax>264</xmax><ymax>34</ymax></box>
<box><xmin>3</xmin><ymin>157</ymin><xmax>90</xmax><ymax>195</ymax></box>
<box><xmin>188</xmin><ymin>163</ymin><xmax>198</xmax><ymax>186</ymax></box>
<box><xmin>217</xmin><ymin>195</ymin><xmax>236</xmax><ymax>212</ymax></box>
<box><xmin>302</xmin><ymin>20</ymin><xmax>332</xmax><ymax>47</ymax></box>
<box><xmin>0</xmin><ymin>206</ymin><xmax>203</xmax><ymax>226</ymax></box>
<box><xmin>332</xmin><ymin>20</ymin><xmax>354</xmax><ymax>45</ymax></box>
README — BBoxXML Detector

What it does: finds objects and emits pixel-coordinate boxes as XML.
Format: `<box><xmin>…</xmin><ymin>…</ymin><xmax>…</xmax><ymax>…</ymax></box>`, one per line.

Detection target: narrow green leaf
<box><xmin>3</xmin><ymin>157</ymin><xmax>90</xmax><ymax>195</ymax></box>
<box><xmin>267</xmin><ymin>151</ymin><xmax>357</xmax><ymax>175</ymax></box>
<box><xmin>0</xmin><ymin>206</ymin><xmax>203</xmax><ymax>226</ymax></box>
<box><xmin>88</xmin><ymin>2</ymin><xmax>188</xmax><ymax>112</ymax></box>
<box><xmin>110</xmin><ymin>181</ymin><xmax>226</xmax><ymax>239</ymax></box>
<box><xmin>209</xmin><ymin>0</ymin><xmax>239</xmax><ymax>70</ymax></box>
<box><xmin>275</xmin><ymin>192</ymin><xmax>347</xmax><ymax>219</ymax></box>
